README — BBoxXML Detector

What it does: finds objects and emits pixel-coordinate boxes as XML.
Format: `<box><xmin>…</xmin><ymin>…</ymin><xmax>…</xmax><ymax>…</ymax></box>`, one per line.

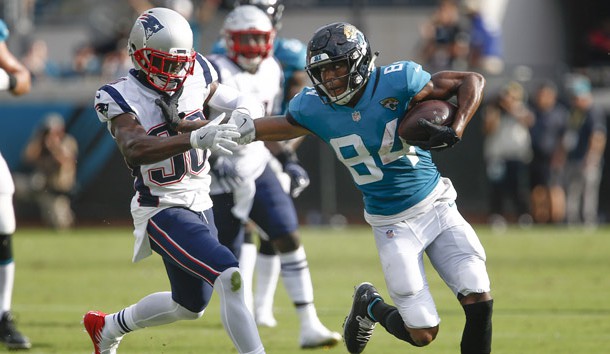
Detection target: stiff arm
<box><xmin>253</xmin><ymin>114</ymin><xmax>311</xmax><ymax>142</ymax></box>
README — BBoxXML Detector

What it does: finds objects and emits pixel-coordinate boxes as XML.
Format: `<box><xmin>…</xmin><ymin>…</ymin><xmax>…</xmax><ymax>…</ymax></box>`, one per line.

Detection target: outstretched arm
<box><xmin>109</xmin><ymin>113</ymin><xmax>193</xmax><ymax>166</ymax></box>
<box><xmin>254</xmin><ymin>114</ymin><xmax>311</xmax><ymax>141</ymax></box>
<box><xmin>411</xmin><ymin>71</ymin><xmax>485</xmax><ymax>139</ymax></box>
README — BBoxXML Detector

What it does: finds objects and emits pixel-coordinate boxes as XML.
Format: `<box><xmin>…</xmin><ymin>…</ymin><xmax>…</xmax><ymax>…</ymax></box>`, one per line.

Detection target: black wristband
<box><xmin>8</xmin><ymin>73</ymin><xmax>16</xmax><ymax>90</ymax></box>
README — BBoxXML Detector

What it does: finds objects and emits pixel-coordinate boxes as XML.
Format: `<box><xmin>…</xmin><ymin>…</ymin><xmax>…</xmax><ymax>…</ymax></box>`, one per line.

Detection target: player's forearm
<box><xmin>453</xmin><ymin>72</ymin><xmax>485</xmax><ymax>137</ymax></box>
<box><xmin>119</xmin><ymin>133</ymin><xmax>193</xmax><ymax>166</ymax></box>
<box><xmin>9</xmin><ymin>69</ymin><xmax>31</xmax><ymax>95</ymax></box>
<box><xmin>254</xmin><ymin>116</ymin><xmax>309</xmax><ymax>141</ymax></box>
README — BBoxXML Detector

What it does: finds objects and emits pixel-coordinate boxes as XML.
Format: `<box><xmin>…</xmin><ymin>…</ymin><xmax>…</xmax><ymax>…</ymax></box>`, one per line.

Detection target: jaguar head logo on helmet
<box><xmin>305</xmin><ymin>22</ymin><xmax>378</xmax><ymax>105</ymax></box>
<box><xmin>127</xmin><ymin>7</ymin><xmax>196</xmax><ymax>92</ymax></box>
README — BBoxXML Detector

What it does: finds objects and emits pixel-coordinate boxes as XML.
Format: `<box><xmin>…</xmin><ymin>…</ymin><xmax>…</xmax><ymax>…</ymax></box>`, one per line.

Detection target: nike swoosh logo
<box><xmin>434</xmin><ymin>143</ymin><xmax>448</xmax><ymax>148</ymax></box>
<box><xmin>200</xmin><ymin>133</ymin><xmax>208</xmax><ymax>140</ymax></box>
<box><xmin>238</xmin><ymin>120</ymin><xmax>248</xmax><ymax>129</ymax></box>
<box><xmin>96</xmin><ymin>93</ymin><xmax>101</xmax><ymax>99</ymax></box>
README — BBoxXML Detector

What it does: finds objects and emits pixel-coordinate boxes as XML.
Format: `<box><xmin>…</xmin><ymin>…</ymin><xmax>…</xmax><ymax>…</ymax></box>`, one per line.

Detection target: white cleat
<box><xmin>255</xmin><ymin>313</ymin><xmax>278</xmax><ymax>328</ymax></box>
<box><xmin>299</xmin><ymin>325</ymin><xmax>342</xmax><ymax>349</ymax></box>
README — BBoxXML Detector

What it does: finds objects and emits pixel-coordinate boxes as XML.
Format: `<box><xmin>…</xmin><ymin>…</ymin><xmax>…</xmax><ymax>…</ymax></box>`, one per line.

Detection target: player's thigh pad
<box><xmin>426</xmin><ymin>202</ymin><xmax>490</xmax><ymax>296</ymax></box>
<box><xmin>147</xmin><ymin>207</ymin><xmax>239</xmax><ymax>286</ymax></box>
<box><xmin>373</xmin><ymin>222</ymin><xmax>440</xmax><ymax>328</ymax></box>
<box><xmin>250</xmin><ymin>165</ymin><xmax>298</xmax><ymax>239</ymax></box>
<box><xmin>0</xmin><ymin>156</ymin><xmax>15</xmax><ymax>235</ymax></box>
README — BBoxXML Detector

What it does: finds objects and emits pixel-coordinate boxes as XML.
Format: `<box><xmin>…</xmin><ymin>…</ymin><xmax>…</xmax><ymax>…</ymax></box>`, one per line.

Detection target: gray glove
<box><xmin>230</xmin><ymin>109</ymin><xmax>256</xmax><ymax>145</ymax></box>
<box><xmin>284</xmin><ymin>162</ymin><xmax>310</xmax><ymax>198</ymax></box>
<box><xmin>210</xmin><ymin>155</ymin><xmax>242</xmax><ymax>190</ymax></box>
<box><xmin>190</xmin><ymin>114</ymin><xmax>241</xmax><ymax>155</ymax></box>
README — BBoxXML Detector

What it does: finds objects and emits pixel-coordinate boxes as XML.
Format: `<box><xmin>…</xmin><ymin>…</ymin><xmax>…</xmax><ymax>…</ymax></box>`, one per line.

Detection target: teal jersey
<box><xmin>288</xmin><ymin>61</ymin><xmax>439</xmax><ymax>216</ymax></box>
<box><xmin>0</xmin><ymin>20</ymin><xmax>8</xmax><ymax>42</ymax></box>
<box><xmin>272</xmin><ymin>37</ymin><xmax>306</xmax><ymax>83</ymax></box>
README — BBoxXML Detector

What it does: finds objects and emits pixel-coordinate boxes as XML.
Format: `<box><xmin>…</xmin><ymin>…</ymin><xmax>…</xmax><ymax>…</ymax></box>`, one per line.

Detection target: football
<box><xmin>398</xmin><ymin>100</ymin><xmax>457</xmax><ymax>141</ymax></box>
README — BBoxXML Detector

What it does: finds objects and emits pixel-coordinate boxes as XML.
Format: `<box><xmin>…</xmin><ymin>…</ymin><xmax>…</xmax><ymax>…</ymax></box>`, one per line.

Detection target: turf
<box><xmin>7</xmin><ymin>224</ymin><xmax>610</xmax><ymax>353</ymax></box>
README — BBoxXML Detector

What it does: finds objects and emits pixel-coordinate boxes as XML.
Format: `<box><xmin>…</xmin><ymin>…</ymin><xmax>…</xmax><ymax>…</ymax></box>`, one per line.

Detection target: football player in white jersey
<box><xmin>212</xmin><ymin>0</ymin><xmax>311</xmax><ymax>331</ymax></box>
<box><xmin>206</xmin><ymin>6</ymin><xmax>340</xmax><ymax>349</ymax></box>
<box><xmin>0</xmin><ymin>18</ymin><xmax>32</xmax><ymax>350</ymax></box>
<box><xmin>85</xmin><ymin>8</ymin><xmax>266</xmax><ymax>354</ymax></box>
<box><xmin>230</xmin><ymin>23</ymin><xmax>492</xmax><ymax>354</ymax></box>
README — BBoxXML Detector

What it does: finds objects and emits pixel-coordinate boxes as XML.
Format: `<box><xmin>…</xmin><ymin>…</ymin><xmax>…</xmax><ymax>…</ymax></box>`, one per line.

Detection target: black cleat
<box><xmin>0</xmin><ymin>311</ymin><xmax>31</xmax><ymax>350</ymax></box>
<box><xmin>343</xmin><ymin>282</ymin><xmax>381</xmax><ymax>353</ymax></box>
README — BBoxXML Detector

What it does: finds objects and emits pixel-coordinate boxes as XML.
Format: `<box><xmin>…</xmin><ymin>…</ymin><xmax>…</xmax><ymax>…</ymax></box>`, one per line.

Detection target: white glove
<box><xmin>229</xmin><ymin>109</ymin><xmax>256</xmax><ymax>145</ymax></box>
<box><xmin>190</xmin><ymin>114</ymin><xmax>241</xmax><ymax>155</ymax></box>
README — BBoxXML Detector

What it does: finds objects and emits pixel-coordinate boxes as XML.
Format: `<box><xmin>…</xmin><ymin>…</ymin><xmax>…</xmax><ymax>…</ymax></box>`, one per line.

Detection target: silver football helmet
<box><xmin>222</xmin><ymin>5</ymin><xmax>275</xmax><ymax>73</ymax></box>
<box><xmin>128</xmin><ymin>7</ymin><xmax>196</xmax><ymax>92</ymax></box>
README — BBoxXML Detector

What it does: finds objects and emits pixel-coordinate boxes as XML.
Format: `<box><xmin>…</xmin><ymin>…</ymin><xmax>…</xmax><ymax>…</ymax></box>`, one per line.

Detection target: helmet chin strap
<box><xmin>367</xmin><ymin>51</ymin><xmax>380</xmax><ymax>73</ymax></box>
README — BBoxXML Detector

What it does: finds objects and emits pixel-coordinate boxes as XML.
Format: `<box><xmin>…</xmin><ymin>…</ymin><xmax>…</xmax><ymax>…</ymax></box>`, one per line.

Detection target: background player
<box><xmin>206</xmin><ymin>5</ymin><xmax>340</xmax><ymax>349</ymax></box>
<box><xmin>85</xmin><ymin>8</ymin><xmax>266</xmax><ymax>354</ymax></box>
<box><xmin>230</xmin><ymin>22</ymin><xmax>492</xmax><ymax>354</ymax></box>
<box><xmin>212</xmin><ymin>0</ymin><xmax>310</xmax><ymax>329</ymax></box>
<box><xmin>0</xmin><ymin>18</ymin><xmax>32</xmax><ymax>350</ymax></box>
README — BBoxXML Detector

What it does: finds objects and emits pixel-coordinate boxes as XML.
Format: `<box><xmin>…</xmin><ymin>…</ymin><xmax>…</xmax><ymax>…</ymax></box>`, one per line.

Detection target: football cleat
<box><xmin>299</xmin><ymin>324</ymin><xmax>342</xmax><ymax>349</ymax></box>
<box><xmin>83</xmin><ymin>311</ymin><xmax>123</xmax><ymax>354</ymax></box>
<box><xmin>0</xmin><ymin>311</ymin><xmax>31</xmax><ymax>349</ymax></box>
<box><xmin>343</xmin><ymin>282</ymin><xmax>380</xmax><ymax>353</ymax></box>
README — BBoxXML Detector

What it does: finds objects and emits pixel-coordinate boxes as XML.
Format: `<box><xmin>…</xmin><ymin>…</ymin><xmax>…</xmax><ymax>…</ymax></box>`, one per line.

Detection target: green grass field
<box><xmin>6</xmin><ymin>225</ymin><xmax>610</xmax><ymax>353</ymax></box>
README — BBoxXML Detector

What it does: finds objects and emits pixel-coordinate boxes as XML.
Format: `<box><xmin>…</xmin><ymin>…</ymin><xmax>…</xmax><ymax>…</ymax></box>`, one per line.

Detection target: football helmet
<box><xmin>128</xmin><ymin>7</ymin><xmax>196</xmax><ymax>92</ymax></box>
<box><xmin>306</xmin><ymin>22</ymin><xmax>377</xmax><ymax>105</ymax></box>
<box><xmin>223</xmin><ymin>5</ymin><xmax>275</xmax><ymax>73</ymax></box>
<box><xmin>235</xmin><ymin>0</ymin><xmax>284</xmax><ymax>29</ymax></box>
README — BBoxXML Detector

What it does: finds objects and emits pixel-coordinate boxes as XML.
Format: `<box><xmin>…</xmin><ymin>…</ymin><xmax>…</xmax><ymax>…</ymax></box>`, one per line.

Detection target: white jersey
<box><xmin>207</xmin><ymin>54</ymin><xmax>283</xmax><ymax>196</ymax></box>
<box><xmin>93</xmin><ymin>54</ymin><xmax>218</xmax><ymax>261</ymax></box>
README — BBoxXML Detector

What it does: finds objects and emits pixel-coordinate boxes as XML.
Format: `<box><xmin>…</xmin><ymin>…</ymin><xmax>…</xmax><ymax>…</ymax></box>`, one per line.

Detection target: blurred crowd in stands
<box><xmin>2</xmin><ymin>0</ymin><xmax>608</xmax><ymax>229</ymax></box>
<box><xmin>415</xmin><ymin>0</ymin><xmax>607</xmax><ymax>230</ymax></box>
<box><xmin>8</xmin><ymin>0</ymin><xmax>229</xmax><ymax>82</ymax></box>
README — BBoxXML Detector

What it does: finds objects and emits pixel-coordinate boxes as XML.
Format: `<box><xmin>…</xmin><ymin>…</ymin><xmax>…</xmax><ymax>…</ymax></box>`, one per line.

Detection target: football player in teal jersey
<box><xmin>231</xmin><ymin>22</ymin><xmax>492</xmax><ymax>354</ymax></box>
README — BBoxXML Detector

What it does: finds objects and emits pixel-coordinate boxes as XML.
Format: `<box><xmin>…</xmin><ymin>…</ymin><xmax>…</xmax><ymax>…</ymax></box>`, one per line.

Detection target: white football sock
<box><xmin>254</xmin><ymin>254</ymin><xmax>280</xmax><ymax>319</ymax></box>
<box><xmin>239</xmin><ymin>242</ymin><xmax>257</xmax><ymax>316</ymax></box>
<box><xmin>297</xmin><ymin>303</ymin><xmax>324</xmax><ymax>330</ymax></box>
<box><xmin>102</xmin><ymin>291</ymin><xmax>202</xmax><ymax>339</ymax></box>
<box><xmin>279</xmin><ymin>246</ymin><xmax>314</xmax><ymax>306</ymax></box>
<box><xmin>0</xmin><ymin>262</ymin><xmax>14</xmax><ymax>313</ymax></box>
<box><xmin>215</xmin><ymin>267</ymin><xmax>265</xmax><ymax>354</ymax></box>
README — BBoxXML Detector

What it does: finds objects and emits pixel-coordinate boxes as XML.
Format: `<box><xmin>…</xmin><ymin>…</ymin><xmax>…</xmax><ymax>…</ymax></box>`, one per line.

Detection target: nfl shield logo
<box><xmin>352</xmin><ymin>111</ymin><xmax>361</xmax><ymax>122</ymax></box>
<box><xmin>386</xmin><ymin>229</ymin><xmax>395</xmax><ymax>238</ymax></box>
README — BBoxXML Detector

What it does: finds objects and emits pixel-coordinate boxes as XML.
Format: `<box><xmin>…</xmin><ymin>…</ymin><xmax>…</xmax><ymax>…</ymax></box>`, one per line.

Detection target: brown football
<box><xmin>398</xmin><ymin>100</ymin><xmax>457</xmax><ymax>141</ymax></box>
